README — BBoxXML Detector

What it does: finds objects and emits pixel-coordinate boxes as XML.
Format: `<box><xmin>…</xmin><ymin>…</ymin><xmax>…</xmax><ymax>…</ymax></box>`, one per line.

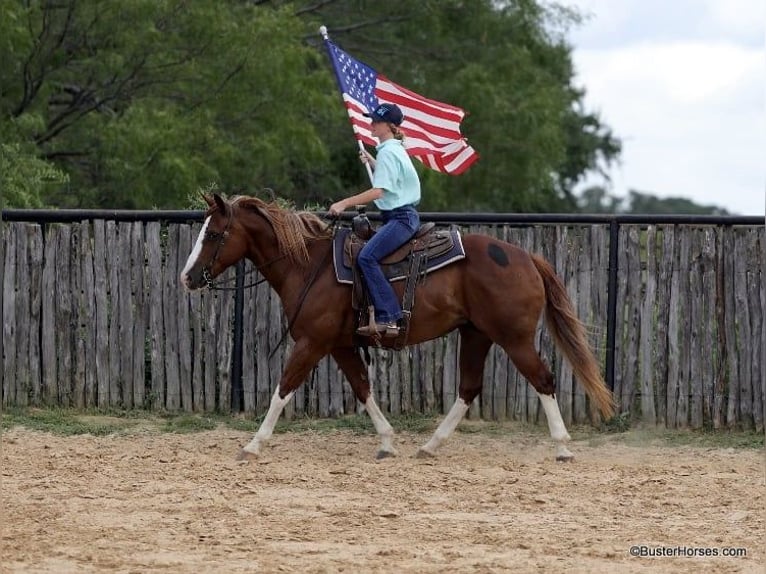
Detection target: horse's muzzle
<box><xmin>180</xmin><ymin>269</ymin><xmax>205</xmax><ymax>291</ymax></box>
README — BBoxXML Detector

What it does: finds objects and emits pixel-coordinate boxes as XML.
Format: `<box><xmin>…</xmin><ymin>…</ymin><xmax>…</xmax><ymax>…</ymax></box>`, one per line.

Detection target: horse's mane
<box><xmin>230</xmin><ymin>196</ymin><xmax>332</xmax><ymax>267</ymax></box>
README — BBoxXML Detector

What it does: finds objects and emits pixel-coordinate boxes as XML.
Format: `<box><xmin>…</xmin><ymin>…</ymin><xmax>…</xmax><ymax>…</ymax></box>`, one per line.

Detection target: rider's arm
<box><xmin>330</xmin><ymin>188</ymin><xmax>384</xmax><ymax>214</ymax></box>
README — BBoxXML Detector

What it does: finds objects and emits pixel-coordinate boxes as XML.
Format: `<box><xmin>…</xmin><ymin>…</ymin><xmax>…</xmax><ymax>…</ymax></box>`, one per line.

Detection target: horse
<box><xmin>180</xmin><ymin>194</ymin><xmax>616</xmax><ymax>461</ymax></box>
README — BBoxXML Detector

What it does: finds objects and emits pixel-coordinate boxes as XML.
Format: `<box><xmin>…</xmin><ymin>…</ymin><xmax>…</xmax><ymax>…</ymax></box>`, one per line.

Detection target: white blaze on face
<box><xmin>180</xmin><ymin>216</ymin><xmax>211</xmax><ymax>282</ymax></box>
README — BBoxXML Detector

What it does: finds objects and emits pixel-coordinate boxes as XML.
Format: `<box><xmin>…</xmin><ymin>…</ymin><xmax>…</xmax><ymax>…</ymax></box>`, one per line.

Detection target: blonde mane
<box><xmin>230</xmin><ymin>196</ymin><xmax>332</xmax><ymax>267</ymax></box>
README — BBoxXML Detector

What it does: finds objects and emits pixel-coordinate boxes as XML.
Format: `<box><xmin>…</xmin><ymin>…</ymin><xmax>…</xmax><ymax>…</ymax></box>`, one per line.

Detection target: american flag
<box><xmin>324</xmin><ymin>39</ymin><xmax>479</xmax><ymax>175</ymax></box>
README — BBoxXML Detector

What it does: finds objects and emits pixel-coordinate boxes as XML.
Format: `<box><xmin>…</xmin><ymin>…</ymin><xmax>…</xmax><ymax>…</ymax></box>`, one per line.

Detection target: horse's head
<box><xmin>180</xmin><ymin>193</ymin><xmax>249</xmax><ymax>291</ymax></box>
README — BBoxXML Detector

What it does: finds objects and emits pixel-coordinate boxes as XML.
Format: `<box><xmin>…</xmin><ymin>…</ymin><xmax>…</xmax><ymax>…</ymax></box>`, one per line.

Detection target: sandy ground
<box><xmin>1</xmin><ymin>424</ymin><xmax>763</xmax><ymax>574</ymax></box>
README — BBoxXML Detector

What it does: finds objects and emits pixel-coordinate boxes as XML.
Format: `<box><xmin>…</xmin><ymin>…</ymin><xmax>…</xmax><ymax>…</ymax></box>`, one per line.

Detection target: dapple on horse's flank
<box><xmin>180</xmin><ymin>194</ymin><xmax>616</xmax><ymax>461</ymax></box>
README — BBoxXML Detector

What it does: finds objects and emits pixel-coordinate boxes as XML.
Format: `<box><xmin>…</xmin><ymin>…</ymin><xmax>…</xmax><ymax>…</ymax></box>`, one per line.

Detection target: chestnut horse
<box><xmin>181</xmin><ymin>194</ymin><xmax>615</xmax><ymax>461</ymax></box>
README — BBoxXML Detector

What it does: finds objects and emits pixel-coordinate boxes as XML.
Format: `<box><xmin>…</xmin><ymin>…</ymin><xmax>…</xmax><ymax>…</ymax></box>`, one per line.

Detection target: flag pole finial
<box><xmin>319</xmin><ymin>26</ymin><xmax>328</xmax><ymax>40</ymax></box>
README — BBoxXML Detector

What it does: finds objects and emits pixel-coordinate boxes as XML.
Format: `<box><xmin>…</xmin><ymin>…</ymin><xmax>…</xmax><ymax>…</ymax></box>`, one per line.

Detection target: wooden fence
<box><xmin>1</xmin><ymin>219</ymin><xmax>763</xmax><ymax>429</ymax></box>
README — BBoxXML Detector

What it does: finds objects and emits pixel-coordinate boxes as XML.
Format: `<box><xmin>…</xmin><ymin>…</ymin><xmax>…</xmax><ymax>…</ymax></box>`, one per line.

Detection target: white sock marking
<box><xmin>365</xmin><ymin>395</ymin><xmax>396</xmax><ymax>453</ymax></box>
<box><xmin>243</xmin><ymin>387</ymin><xmax>293</xmax><ymax>454</ymax></box>
<box><xmin>420</xmin><ymin>398</ymin><xmax>470</xmax><ymax>454</ymax></box>
<box><xmin>538</xmin><ymin>393</ymin><xmax>571</xmax><ymax>443</ymax></box>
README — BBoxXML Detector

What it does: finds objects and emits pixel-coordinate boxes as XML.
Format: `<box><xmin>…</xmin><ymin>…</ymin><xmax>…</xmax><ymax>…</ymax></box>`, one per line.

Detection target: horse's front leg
<box><xmin>332</xmin><ymin>347</ymin><xmax>396</xmax><ymax>459</ymax></box>
<box><xmin>237</xmin><ymin>338</ymin><xmax>324</xmax><ymax>461</ymax></box>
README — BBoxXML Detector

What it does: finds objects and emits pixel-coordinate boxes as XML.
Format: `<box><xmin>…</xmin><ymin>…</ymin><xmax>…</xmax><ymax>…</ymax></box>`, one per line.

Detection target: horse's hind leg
<box><xmin>504</xmin><ymin>340</ymin><xmax>574</xmax><ymax>461</ymax></box>
<box><xmin>238</xmin><ymin>338</ymin><xmax>324</xmax><ymax>461</ymax></box>
<box><xmin>418</xmin><ymin>325</ymin><xmax>492</xmax><ymax>457</ymax></box>
<box><xmin>332</xmin><ymin>347</ymin><xmax>396</xmax><ymax>459</ymax></box>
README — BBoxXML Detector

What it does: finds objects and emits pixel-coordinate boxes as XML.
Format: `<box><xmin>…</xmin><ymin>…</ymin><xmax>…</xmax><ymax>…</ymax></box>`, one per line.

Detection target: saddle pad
<box><xmin>332</xmin><ymin>227</ymin><xmax>466</xmax><ymax>285</ymax></box>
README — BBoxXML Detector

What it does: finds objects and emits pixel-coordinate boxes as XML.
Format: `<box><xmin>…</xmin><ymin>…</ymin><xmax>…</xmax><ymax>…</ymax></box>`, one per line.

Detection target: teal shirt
<box><xmin>371</xmin><ymin>139</ymin><xmax>421</xmax><ymax>210</ymax></box>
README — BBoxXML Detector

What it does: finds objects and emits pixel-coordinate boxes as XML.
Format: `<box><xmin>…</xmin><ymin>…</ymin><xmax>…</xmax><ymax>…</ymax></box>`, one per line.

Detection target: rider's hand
<box><xmin>359</xmin><ymin>149</ymin><xmax>374</xmax><ymax>165</ymax></box>
<box><xmin>329</xmin><ymin>201</ymin><xmax>347</xmax><ymax>216</ymax></box>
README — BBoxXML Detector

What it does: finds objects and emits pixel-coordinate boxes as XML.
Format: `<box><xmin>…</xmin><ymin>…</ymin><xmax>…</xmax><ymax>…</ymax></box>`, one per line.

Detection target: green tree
<box><xmin>626</xmin><ymin>190</ymin><xmax>730</xmax><ymax>215</ymax></box>
<box><xmin>1</xmin><ymin>0</ymin><xmax>336</xmax><ymax>208</ymax></box>
<box><xmin>295</xmin><ymin>0</ymin><xmax>621</xmax><ymax>211</ymax></box>
<box><xmin>1</xmin><ymin>0</ymin><xmax>621</xmax><ymax>212</ymax></box>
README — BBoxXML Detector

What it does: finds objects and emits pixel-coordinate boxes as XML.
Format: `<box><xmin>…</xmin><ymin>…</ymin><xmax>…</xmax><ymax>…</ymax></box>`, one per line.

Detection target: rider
<box><xmin>329</xmin><ymin>103</ymin><xmax>421</xmax><ymax>338</ymax></box>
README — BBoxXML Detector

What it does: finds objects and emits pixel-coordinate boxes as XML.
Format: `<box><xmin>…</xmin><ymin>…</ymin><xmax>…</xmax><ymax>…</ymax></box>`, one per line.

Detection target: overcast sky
<box><xmin>563</xmin><ymin>0</ymin><xmax>765</xmax><ymax>215</ymax></box>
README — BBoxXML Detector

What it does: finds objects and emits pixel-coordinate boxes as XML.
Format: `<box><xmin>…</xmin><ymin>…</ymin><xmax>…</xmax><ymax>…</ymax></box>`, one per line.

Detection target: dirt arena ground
<box><xmin>1</xmin><ymin>423</ymin><xmax>763</xmax><ymax>573</ymax></box>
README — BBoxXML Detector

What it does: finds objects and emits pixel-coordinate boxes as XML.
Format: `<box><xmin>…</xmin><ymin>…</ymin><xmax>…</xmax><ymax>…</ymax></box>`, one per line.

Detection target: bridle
<box><xmin>200</xmin><ymin>209</ymin><xmax>288</xmax><ymax>291</ymax></box>
<box><xmin>196</xmin><ymin>205</ymin><xmax>339</xmax><ymax>359</ymax></box>
<box><xmin>198</xmin><ymin>206</ymin><xmax>339</xmax><ymax>293</ymax></box>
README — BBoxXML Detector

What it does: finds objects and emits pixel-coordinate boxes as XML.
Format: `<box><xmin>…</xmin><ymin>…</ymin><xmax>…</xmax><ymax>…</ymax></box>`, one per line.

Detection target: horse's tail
<box><xmin>531</xmin><ymin>254</ymin><xmax>616</xmax><ymax>419</ymax></box>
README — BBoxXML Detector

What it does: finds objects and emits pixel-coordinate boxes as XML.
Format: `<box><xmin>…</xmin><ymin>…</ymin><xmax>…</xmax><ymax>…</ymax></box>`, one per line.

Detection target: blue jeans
<box><xmin>357</xmin><ymin>205</ymin><xmax>420</xmax><ymax>323</ymax></box>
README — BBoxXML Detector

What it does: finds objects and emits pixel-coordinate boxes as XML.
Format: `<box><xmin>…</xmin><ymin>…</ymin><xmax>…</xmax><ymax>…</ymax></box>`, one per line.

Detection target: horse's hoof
<box><xmin>555</xmin><ymin>455</ymin><xmax>574</xmax><ymax>463</ymax></box>
<box><xmin>415</xmin><ymin>448</ymin><xmax>435</xmax><ymax>459</ymax></box>
<box><xmin>376</xmin><ymin>449</ymin><xmax>396</xmax><ymax>460</ymax></box>
<box><xmin>236</xmin><ymin>449</ymin><xmax>258</xmax><ymax>462</ymax></box>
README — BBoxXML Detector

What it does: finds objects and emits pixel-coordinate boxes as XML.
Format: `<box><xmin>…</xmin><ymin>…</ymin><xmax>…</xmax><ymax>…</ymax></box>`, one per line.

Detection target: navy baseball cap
<box><xmin>364</xmin><ymin>103</ymin><xmax>404</xmax><ymax>126</ymax></box>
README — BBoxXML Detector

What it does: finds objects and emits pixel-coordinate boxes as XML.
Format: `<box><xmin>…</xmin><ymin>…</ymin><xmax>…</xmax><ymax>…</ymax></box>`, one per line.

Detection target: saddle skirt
<box><xmin>332</xmin><ymin>226</ymin><xmax>466</xmax><ymax>285</ymax></box>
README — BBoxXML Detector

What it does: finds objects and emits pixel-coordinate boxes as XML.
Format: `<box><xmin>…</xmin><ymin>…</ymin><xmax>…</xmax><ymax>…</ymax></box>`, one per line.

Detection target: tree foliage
<box><xmin>576</xmin><ymin>186</ymin><xmax>731</xmax><ymax>215</ymax></box>
<box><xmin>1</xmin><ymin>0</ymin><xmax>621</xmax><ymax>211</ymax></box>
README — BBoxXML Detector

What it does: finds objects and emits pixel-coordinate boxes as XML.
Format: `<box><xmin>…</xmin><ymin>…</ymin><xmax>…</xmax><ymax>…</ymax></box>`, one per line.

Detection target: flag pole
<box><xmin>319</xmin><ymin>25</ymin><xmax>374</xmax><ymax>185</ymax></box>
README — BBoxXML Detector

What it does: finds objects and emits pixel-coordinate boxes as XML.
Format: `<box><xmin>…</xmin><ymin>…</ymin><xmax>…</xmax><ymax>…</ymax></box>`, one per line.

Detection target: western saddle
<box><xmin>339</xmin><ymin>206</ymin><xmax>459</xmax><ymax>349</ymax></box>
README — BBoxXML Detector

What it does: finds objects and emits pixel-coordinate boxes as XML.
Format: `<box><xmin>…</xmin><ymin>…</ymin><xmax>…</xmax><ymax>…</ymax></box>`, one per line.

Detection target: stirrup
<box><xmin>356</xmin><ymin>322</ymin><xmax>400</xmax><ymax>338</ymax></box>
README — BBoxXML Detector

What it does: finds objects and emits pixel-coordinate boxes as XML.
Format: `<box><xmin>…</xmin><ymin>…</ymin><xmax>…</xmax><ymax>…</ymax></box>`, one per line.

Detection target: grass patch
<box><xmin>1</xmin><ymin>408</ymin><xmax>139</xmax><ymax>436</ymax></box>
<box><xmin>161</xmin><ymin>414</ymin><xmax>219</xmax><ymax>433</ymax></box>
<box><xmin>2</xmin><ymin>407</ymin><xmax>763</xmax><ymax>450</ymax></box>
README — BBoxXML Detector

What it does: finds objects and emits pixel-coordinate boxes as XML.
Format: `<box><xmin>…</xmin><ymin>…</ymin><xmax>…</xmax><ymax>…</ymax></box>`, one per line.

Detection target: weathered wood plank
<box><xmin>750</xmin><ymin>230</ymin><xmax>764</xmax><ymax>433</ymax></box>
<box><xmin>203</xmin><ymin>290</ymin><xmax>218</xmax><ymax>412</ymax></box>
<box><xmin>176</xmin><ymin>224</ymin><xmax>193</xmax><ymax>411</ymax></box>
<box><xmin>216</xmin><ymin>273</ymin><xmax>234</xmax><ymax>412</ymax></box>
<box><xmin>666</xmin><ymin>230</ymin><xmax>681</xmax><ymax>428</ymax></box>
<box><xmin>163</xmin><ymin>225</ymin><xmax>181</xmax><ymax>410</ymax></box>
<box><xmin>654</xmin><ymin>226</ymin><xmax>674</xmax><ymax>427</ymax></box>
<box><xmin>14</xmin><ymin>227</ymin><xmax>30</xmax><ymax>406</ymax></box>
<box><xmin>723</xmin><ymin>228</ymin><xmax>739</xmax><ymax>427</ymax></box>
<box><xmin>689</xmin><ymin>230</ymin><xmax>704</xmax><ymax>429</ymax></box>
<box><xmin>713</xmin><ymin>227</ymin><xmax>727</xmax><ymax>429</ymax></box>
<box><xmin>613</xmin><ymin>227</ymin><xmax>629</xmax><ymax>415</ymax></box>
<box><xmin>639</xmin><ymin>226</ymin><xmax>657</xmax><ymax>425</ymax></box>
<box><xmin>58</xmin><ymin>225</ymin><xmax>74</xmax><ymax>407</ymax></box>
<box><xmin>399</xmin><ymin>348</ymin><xmax>413</xmax><ymax>414</ymax></box>
<box><xmin>700</xmin><ymin>228</ymin><xmax>717</xmax><ymax>428</ymax></box>
<box><xmin>28</xmin><ymin>225</ymin><xmax>44</xmax><ymax>406</ymax></box>
<box><xmin>40</xmin><ymin>226</ymin><xmax>56</xmax><ymax>405</ymax></box>
<box><xmin>71</xmin><ymin>224</ymin><xmax>85</xmax><ymax>409</ymax></box>
<box><xmin>92</xmin><ymin>221</ymin><xmax>110</xmax><ymax>407</ymax></box>
<box><xmin>80</xmin><ymin>222</ymin><xmax>96</xmax><ymax>407</ymax></box>
<box><xmin>131</xmin><ymin>222</ymin><xmax>146</xmax><ymax>409</ymax></box>
<box><xmin>734</xmin><ymin>231</ymin><xmax>753</xmax><ymax>428</ymax></box>
<box><xmin>145</xmin><ymin>222</ymin><xmax>165</xmax><ymax>411</ymax></box>
<box><xmin>675</xmin><ymin>231</ymin><xmax>692</xmax><ymax>428</ymax></box>
<box><xmin>186</xmin><ymin>227</ymin><xmax>204</xmax><ymax>412</ymax></box>
<box><xmin>255</xmin><ymin>283</ymin><xmax>271</xmax><ymax>414</ymax></box>
<box><xmin>318</xmin><ymin>355</ymin><xmax>331</xmax><ymax>417</ymax></box>
<box><xmin>117</xmin><ymin>222</ymin><xmax>134</xmax><ymax>408</ymax></box>
<box><xmin>106</xmin><ymin>221</ymin><xmax>121</xmax><ymax>406</ymax></box>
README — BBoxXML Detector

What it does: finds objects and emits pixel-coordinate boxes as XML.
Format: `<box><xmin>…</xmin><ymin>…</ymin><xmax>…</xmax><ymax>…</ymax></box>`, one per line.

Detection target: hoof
<box><xmin>415</xmin><ymin>448</ymin><xmax>436</xmax><ymax>459</ymax></box>
<box><xmin>376</xmin><ymin>449</ymin><xmax>396</xmax><ymax>460</ymax></box>
<box><xmin>236</xmin><ymin>448</ymin><xmax>258</xmax><ymax>462</ymax></box>
<box><xmin>555</xmin><ymin>454</ymin><xmax>574</xmax><ymax>463</ymax></box>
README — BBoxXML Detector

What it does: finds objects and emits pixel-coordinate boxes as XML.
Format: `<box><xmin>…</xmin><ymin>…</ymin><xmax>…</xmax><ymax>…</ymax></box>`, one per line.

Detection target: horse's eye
<box><xmin>205</xmin><ymin>231</ymin><xmax>222</xmax><ymax>241</ymax></box>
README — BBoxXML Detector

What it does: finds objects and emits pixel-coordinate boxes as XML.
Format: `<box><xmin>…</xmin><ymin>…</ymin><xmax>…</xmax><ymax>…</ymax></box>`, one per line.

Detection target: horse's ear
<box><xmin>201</xmin><ymin>193</ymin><xmax>215</xmax><ymax>207</ymax></box>
<box><xmin>213</xmin><ymin>193</ymin><xmax>228</xmax><ymax>215</ymax></box>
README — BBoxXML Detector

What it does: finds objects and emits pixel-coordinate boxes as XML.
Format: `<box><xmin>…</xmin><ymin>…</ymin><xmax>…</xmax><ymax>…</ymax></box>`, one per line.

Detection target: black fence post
<box><xmin>230</xmin><ymin>261</ymin><xmax>245</xmax><ymax>412</ymax></box>
<box><xmin>605</xmin><ymin>219</ymin><xmax>620</xmax><ymax>393</ymax></box>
